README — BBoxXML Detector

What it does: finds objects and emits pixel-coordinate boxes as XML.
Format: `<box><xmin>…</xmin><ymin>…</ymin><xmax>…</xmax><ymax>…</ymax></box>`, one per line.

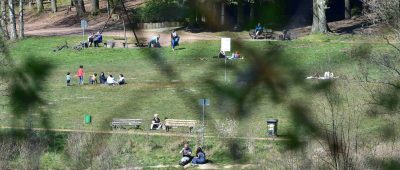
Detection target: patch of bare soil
<box><xmin>24</xmin><ymin>1</ymin><xmax>374</xmax><ymax>46</ymax></box>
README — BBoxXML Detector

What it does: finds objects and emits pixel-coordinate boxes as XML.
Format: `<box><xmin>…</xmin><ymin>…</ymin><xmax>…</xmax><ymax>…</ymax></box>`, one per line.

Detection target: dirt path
<box><xmin>0</xmin><ymin>126</ymin><xmax>286</xmax><ymax>141</ymax></box>
<box><xmin>118</xmin><ymin>163</ymin><xmax>257</xmax><ymax>169</ymax></box>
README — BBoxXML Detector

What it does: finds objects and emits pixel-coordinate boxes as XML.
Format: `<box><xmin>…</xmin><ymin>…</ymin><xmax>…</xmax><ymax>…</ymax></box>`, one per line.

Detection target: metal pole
<box><xmin>202</xmin><ymin>99</ymin><xmax>205</xmax><ymax>147</ymax></box>
<box><xmin>224</xmin><ymin>56</ymin><xmax>227</xmax><ymax>82</ymax></box>
<box><xmin>82</xmin><ymin>28</ymin><xmax>85</xmax><ymax>43</ymax></box>
<box><xmin>123</xmin><ymin>18</ymin><xmax>127</xmax><ymax>48</ymax></box>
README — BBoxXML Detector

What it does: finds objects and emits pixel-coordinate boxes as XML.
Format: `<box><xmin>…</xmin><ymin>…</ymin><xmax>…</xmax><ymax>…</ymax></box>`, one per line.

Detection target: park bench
<box><xmin>111</xmin><ymin>118</ymin><xmax>142</xmax><ymax>130</ymax></box>
<box><xmin>249</xmin><ymin>28</ymin><xmax>274</xmax><ymax>39</ymax></box>
<box><xmin>165</xmin><ymin>119</ymin><xmax>197</xmax><ymax>133</ymax></box>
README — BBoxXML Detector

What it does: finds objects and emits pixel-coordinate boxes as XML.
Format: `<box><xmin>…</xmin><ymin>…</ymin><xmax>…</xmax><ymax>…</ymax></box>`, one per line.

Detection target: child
<box><xmin>106</xmin><ymin>74</ymin><xmax>116</xmax><ymax>86</ymax></box>
<box><xmin>89</xmin><ymin>73</ymin><xmax>98</xmax><ymax>84</ymax></box>
<box><xmin>66</xmin><ymin>72</ymin><xmax>71</xmax><ymax>86</ymax></box>
<box><xmin>99</xmin><ymin>72</ymin><xmax>107</xmax><ymax>84</ymax></box>
<box><xmin>76</xmin><ymin>65</ymin><xmax>85</xmax><ymax>85</ymax></box>
<box><xmin>118</xmin><ymin>74</ymin><xmax>125</xmax><ymax>85</ymax></box>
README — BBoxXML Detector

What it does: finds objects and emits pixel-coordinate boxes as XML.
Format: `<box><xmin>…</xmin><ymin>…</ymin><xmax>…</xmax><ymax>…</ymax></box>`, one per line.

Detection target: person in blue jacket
<box><xmin>94</xmin><ymin>31</ymin><xmax>103</xmax><ymax>47</ymax></box>
<box><xmin>255</xmin><ymin>23</ymin><xmax>263</xmax><ymax>39</ymax></box>
<box><xmin>191</xmin><ymin>147</ymin><xmax>206</xmax><ymax>165</ymax></box>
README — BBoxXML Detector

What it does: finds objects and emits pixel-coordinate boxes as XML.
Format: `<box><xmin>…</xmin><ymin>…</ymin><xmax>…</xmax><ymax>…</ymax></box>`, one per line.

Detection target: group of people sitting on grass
<box><xmin>219</xmin><ymin>50</ymin><xmax>243</xmax><ymax>60</ymax></box>
<box><xmin>87</xmin><ymin>31</ymin><xmax>103</xmax><ymax>47</ymax></box>
<box><xmin>66</xmin><ymin>65</ymin><xmax>125</xmax><ymax>86</ymax></box>
<box><xmin>179</xmin><ymin>143</ymin><xmax>207</xmax><ymax>166</ymax></box>
<box><xmin>306</xmin><ymin>71</ymin><xmax>337</xmax><ymax>80</ymax></box>
<box><xmin>148</xmin><ymin>115</ymin><xmax>207</xmax><ymax>166</ymax></box>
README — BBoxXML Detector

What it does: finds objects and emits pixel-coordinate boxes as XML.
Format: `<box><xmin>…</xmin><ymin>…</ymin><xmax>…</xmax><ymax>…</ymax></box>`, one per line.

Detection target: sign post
<box><xmin>221</xmin><ymin>38</ymin><xmax>231</xmax><ymax>82</ymax></box>
<box><xmin>81</xmin><ymin>19</ymin><xmax>88</xmax><ymax>43</ymax></box>
<box><xmin>199</xmin><ymin>99</ymin><xmax>210</xmax><ymax>147</ymax></box>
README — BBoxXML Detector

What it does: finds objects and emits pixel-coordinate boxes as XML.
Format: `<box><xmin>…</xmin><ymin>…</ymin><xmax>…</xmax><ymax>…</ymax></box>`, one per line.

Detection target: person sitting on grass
<box><xmin>106</xmin><ymin>74</ymin><xmax>116</xmax><ymax>86</ymax></box>
<box><xmin>179</xmin><ymin>143</ymin><xmax>192</xmax><ymax>166</ymax></box>
<box><xmin>191</xmin><ymin>147</ymin><xmax>206</xmax><ymax>165</ymax></box>
<box><xmin>150</xmin><ymin>114</ymin><xmax>162</xmax><ymax>130</ymax></box>
<box><xmin>118</xmin><ymin>74</ymin><xmax>126</xmax><ymax>85</ymax></box>
<box><xmin>89</xmin><ymin>73</ymin><xmax>98</xmax><ymax>84</ymax></box>
<box><xmin>255</xmin><ymin>23</ymin><xmax>263</xmax><ymax>39</ymax></box>
<box><xmin>229</xmin><ymin>51</ymin><xmax>241</xmax><ymax>60</ymax></box>
<box><xmin>148</xmin><ymin>34</ymin><xmax>160</xmax><ymax>48</ymax></box>
<box><xmin>218</xmin><ymin>50</ymin><xmax>226</xmax><ymax>58</ymax></box>
<box><xmin>94</xmin><ymin>31</ymin><xmax>103</xmax><ymax>47</ymax></box>
<box><xmin>88</xmin><ymin>33</ymin><xmax>95</xmax><ymax>47</ymax></box>
<box><xmin>99</xmin><ymin>72</ymin><xmax>107</xmax><ymax>84</ymax></box>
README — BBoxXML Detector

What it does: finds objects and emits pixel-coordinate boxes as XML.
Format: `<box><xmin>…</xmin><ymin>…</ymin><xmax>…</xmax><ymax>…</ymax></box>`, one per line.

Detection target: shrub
<box><xmin>133</xmin><ymin>0</ymin><xmax>189</xmax><ymax>23</ymax></box>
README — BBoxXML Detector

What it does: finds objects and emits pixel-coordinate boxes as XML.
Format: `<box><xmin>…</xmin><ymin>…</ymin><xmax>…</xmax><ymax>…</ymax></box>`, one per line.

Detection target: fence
<box><xmin>136</xmin><ymin>22</ymin><xmax>184</xmax><ymax>29</ymax></box>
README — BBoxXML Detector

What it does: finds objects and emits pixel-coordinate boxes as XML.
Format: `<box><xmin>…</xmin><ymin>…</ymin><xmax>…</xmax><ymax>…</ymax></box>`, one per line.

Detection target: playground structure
<box><xmin>99</xmin><ymin>0</ymin><xmax>146</xmax><ymax>47</ymax></box>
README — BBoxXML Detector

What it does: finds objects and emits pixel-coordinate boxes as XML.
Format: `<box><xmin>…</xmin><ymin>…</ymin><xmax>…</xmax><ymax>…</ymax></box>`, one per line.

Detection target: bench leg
<box><xmin>166</xmin><ymin>127</ymin><xmax>170</xmax><ymax>132</ymax></box>
<box><xmin>189</xmin><ymin>127</ymin><xmax>193</xmax><ymax>133</ymax></box>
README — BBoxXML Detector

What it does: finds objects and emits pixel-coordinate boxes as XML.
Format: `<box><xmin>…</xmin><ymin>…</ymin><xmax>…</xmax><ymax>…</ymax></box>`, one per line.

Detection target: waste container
<box><xmin>266</xmin><ymin>119</ymin><xmax>278</xmax><ymax>137</ymax></box>
<box><xmin>84</xmin><ymin>114</ymin><xmax>91</xmax><ymax>124</ymax></box>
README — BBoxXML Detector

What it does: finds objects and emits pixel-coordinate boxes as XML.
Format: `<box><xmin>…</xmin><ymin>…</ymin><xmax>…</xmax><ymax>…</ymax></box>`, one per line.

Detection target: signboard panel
<box><xmin>221</xmin><ymin>38</ymin><xmax>231</xmax><ymax>52</ymax></box>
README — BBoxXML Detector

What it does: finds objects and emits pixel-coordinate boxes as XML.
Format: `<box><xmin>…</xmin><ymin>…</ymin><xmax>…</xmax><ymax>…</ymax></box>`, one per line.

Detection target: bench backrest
<box><xmin>111</xmin><ymin>119</ymin><xmax>142</xmax><ymax>125</ymax></box>
<box><xmin>165</xmin><ymin>119</ymin><xmax>197</xmax><ymax>127</ymax></box>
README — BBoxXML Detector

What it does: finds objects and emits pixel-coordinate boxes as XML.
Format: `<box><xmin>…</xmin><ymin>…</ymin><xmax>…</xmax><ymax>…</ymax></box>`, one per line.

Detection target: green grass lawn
<box><xmin>0</xmin><ymin>35</ymin><xmax>398</xmax><ymax>168</ymax></box>
<box><xmin>1</xmin><ymin>35</ymin><xmax>394</xmax><ymax>136</ymax></box>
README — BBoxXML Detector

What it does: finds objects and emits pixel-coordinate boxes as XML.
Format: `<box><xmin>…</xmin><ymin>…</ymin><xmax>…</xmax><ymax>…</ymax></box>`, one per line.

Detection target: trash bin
<box><xmin>266</xmin><ymin>119</ymin><xmax>278</xmax><ymax>137</ymax></box>
<box><xmin>84</xmin><ymin>114</ymin><xmax>91</xmax><ymax>124</ymax></box>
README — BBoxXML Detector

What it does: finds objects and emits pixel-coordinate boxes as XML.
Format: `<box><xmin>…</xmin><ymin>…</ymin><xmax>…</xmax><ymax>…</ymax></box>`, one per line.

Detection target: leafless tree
<box><xmin>312</xmin><ymin>0</ymin><xmax>328</xmax><ymax>33</ymax></box>
<box><xmin>18</xmin><ymin>0</ymin><xmax>24</xmax><ymax>39</ymax></box>
<box><xmin>51</xmin><ymin>0</ymin><xmax>57</xmax><ymax>12</ymax></box>
<box><xmin>7</xmin><ymin>0</ymin><xmax>16</xmax><ymax>40</ymax></box>
<box><xmin>36</xmin><ymin>0</ymin><xmax>43</xmax><ymax>12</ymax></box>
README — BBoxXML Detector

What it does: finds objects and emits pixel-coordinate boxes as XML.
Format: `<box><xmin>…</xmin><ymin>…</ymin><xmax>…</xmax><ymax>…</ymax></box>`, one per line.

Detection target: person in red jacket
<box><xmin>76</xmin><ymin>65</ymin><xmax>85</xmax><ymax>85</ymax></box>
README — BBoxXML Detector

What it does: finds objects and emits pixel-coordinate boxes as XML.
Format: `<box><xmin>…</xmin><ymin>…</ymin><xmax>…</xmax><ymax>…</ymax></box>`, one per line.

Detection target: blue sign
<box><xmin>199</xmin><ymin>99</ymin><xmax>210</xmax><ymax>106</ymax></box>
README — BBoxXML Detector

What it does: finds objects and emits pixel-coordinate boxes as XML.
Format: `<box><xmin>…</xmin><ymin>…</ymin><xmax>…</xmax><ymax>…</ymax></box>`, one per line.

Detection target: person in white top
<box><xmin>107</xmin><ymin>75</ymin><xmax>116</xmax><ymax>85</ymax></box>
<box><xmin>148</xmin><ymin>34</ymin><xmax>160</xmax><ymax>48</ymax></box>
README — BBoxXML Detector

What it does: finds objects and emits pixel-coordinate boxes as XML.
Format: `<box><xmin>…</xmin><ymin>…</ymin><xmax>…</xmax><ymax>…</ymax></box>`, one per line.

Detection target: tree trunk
<box><xmin>249</xmin><ymin>3</ymin><xmax>254</xmax><ymax>22</ymax></box>
<box><xmin>8</xmin><ymin>0</ymin><xmax>17</xmax><ymax>40</ymax></box>
<box><xmin>51</xmin><ymin>0</ymin><xmax>57</xmax><ymax>12</ymax></box>
<box><xmin>36</xmin><ymin>0</ymin><xmax>44</xmax><ymax>12</ymax></box>
<box><xmin>0</xmin><ymin>0</ymin><xmax>9</xmax><ymax>39</ymax></box>
<box><xmin>91</xmin><ymin>0</ymin><xmax>99</xmax><ymax>15</ymax></box>
<box><xmin>311</xmin><ymin>0</ymin><xmax>328</xmax><ymax>34</ymax></box>
<box><xmin>345</xmin><ymin>0</ymin><xmax>351</xmax><ymax>19</ymax></box>
<box><xmin>74</xmin><ymin>0</ymin><xmax>85</xmax><ymax>16</ymax></box>
<box><xmin>236</xmin><ymin>1</ymin><xmax>244</xmax><ymax>30</ymax></box>
<box><xmin>19</xmin><ymin>0</ymin><xmax>24</xmax><ymax>39</ymax></box>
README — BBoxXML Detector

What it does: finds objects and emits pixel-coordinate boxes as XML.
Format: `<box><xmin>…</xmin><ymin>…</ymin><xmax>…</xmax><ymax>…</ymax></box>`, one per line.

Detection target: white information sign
<box><xmin>220</xmin><ymin>38</ymin><xmax>231</xmax><ymax>52</ymax></box>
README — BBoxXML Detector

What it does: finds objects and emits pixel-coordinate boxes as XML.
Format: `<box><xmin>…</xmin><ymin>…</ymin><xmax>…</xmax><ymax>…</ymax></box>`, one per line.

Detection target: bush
<box><xmin>134</xmin><ymin>0</ymin><xmax>189</xmax><ymax>23</ymax></box>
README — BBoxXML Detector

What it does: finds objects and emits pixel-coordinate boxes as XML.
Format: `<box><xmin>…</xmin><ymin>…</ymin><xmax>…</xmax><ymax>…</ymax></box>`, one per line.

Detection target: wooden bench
<box><xmin>249</xmin><ymin>28</ymin><xmax>274</xmax><ymax>39</ymax></box>
<box><xmin>111</xmin><ymin>119</ymin><xmax>142</xmax><ymax>130</ymax></box>
<box><xmin>165</xmin><ymin>119</ymin><xmax>197</xmax><ymax>133</ymax></box>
